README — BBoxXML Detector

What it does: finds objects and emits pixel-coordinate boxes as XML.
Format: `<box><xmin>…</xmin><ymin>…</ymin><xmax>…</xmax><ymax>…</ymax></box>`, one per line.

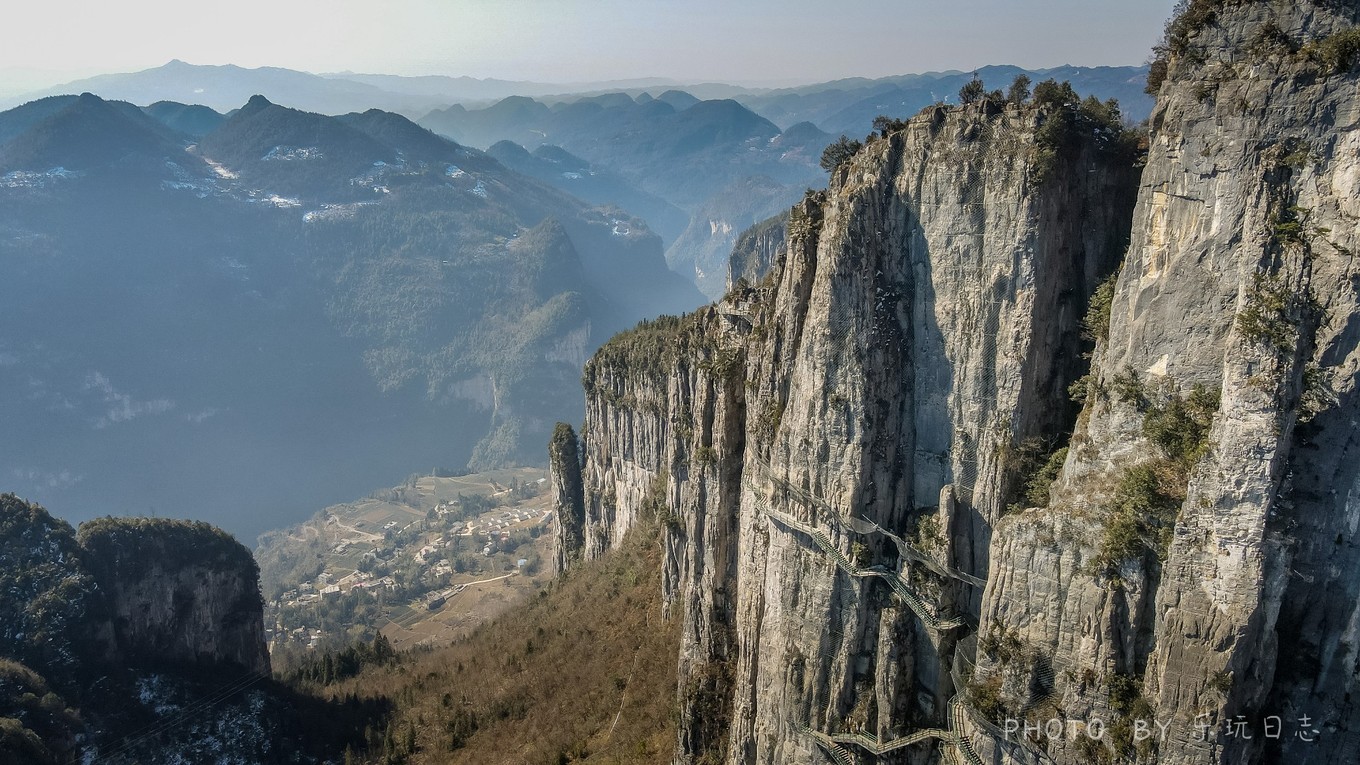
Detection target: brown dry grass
<box><xmin>324</xmin><ymin>522</ymin><xmax>681</xmax><ymax>764</ymax></box>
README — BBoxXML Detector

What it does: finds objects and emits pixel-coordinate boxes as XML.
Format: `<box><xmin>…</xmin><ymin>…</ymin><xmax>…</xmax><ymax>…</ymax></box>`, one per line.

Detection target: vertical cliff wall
<box><xmin>557</xmin><ymin>92</ymin><xmax>1139</xmax><ymax>764</ymax></box>
<box><xmin>550</xmin><ymin>422</ymin><xmax>588</xmax><ymax>573</ymax></box>
<box><xmin>78</xmin><ymin>518</ymin><xmax>271</xmax><ymax>675</ymax></box>
<box><xmin>980</xmin><ymin>3</ymin><xmax>1360</xmax><ymax>764</ymax></box>
<box><xmin>555</xmin><ymin>4</ymin><xmax>1360</xmax><ymax>764</ymax></box>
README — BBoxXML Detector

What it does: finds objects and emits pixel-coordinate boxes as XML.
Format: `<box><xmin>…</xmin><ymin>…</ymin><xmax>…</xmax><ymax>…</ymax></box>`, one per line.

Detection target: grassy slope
<box><xmin>322</xmin><ymin>521</ymin><xmax>680</xmax><ymax>764</ymax></box>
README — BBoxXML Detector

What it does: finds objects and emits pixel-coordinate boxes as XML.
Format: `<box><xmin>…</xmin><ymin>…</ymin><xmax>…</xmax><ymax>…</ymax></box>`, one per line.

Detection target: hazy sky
<box><xmin>3</xmin><ymin>0</ymin><xmax>1177</xmax><ymax>91</ymax></box>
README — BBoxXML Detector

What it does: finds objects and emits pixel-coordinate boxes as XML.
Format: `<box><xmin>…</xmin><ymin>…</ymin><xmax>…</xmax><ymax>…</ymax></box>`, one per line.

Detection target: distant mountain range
<box><xmin>6</xmin><ymin>60</ymin><xmax>1153</xmax><ymax>133</ymax></box>
<box><xmin>6</xmin><ymin>61</ymin><xmax>1151</xmax><ymax>299</ymax></box>
<box><xmin>0</xmin><ymin>61</ymin><xmax>698</xmax><ymax>117</ymax></box>
<box><xmin>0</xmin><ymin>92</ymin><xmax>702</xmax><ymax>539</ymax></box>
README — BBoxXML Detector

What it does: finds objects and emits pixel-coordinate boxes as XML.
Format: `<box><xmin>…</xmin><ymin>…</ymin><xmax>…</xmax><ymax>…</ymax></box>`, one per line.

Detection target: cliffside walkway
<box><xmin>751</xmin><ymin>464</ymin><xmax>984</xmax><ymax>587</ymax></box>
<box><xmin>747</xmin><ymin>471</ymin><xmax>970</xmax><ymax>631</ymax></box>
<box><xmin>843</xmin><ymin>516</ymin><xmax>986</xmax><ymax>588</ymax></box>
<box><xmin>752</xmin><ymin>486</ymin><xmax>966</xmax><ymax>632</ymax></box>
<box><xmin>797</xmin><ymin>703</ymin><xmax>984</xmax><ymax>765</ymax></box>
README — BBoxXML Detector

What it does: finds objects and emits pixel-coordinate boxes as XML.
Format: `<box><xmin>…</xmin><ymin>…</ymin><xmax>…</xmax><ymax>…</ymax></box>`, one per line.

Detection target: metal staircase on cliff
<box><xmin>751</xmin><ymin>465</ymin><xmax>983</xmax><ymax>587</ymax></box>
<box><xmin>747</xmin><ymin>477</ymin><xmax>967</xmax><ymax>632</ymax></box>
<box><xmin>749</xmin><ymin>465</ymin><xmax>1058</xmax><ymax>765</ymax></box>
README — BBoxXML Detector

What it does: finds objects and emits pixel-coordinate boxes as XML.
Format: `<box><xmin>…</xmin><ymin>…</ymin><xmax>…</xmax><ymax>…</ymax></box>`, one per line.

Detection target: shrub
<box><xmin>1236</xmin><ymin>271</ymin><xmax>1296</xmax><ymax>352</ymax></box>
<box><xmin>1147</xmin><ymin>0</ymin><xmax>1233</xmax><ymax>91</ymax></box>
<box><xmin>1083</xmin><ymin>271</ymin><xmax>1120</xmax><ymax>342</ymax></box>
<box><xmin>1068</xmin><ymin>373</ymin><xmax>1095</xmax><ymax>404</ymax></box>
<box><xmin>1299</xmin><ymin>363</ymin><xmax>1336</xmax><ymax>422</ymax></box>
<box><xmin>967</xmin><ymin>676</ymin><xmax>1008</xmax><ymax>722</ymax></box>
<box><xmin>1031</xmin><ymin>81</ymin><xmax>1136</xmax><ymax>184</ymax></box>
<box><xmin>1033</xmin><ymin>79</ymin><xmax>1080</xmax><ymax>110</ymax></box>
<box><xmin>1092</xmin><ymin>463</ymin><xmax>1184</xmax><ymax>575</ymax></box>
<box><xmin>1022</xmin><ymin>447</ymin><xmax>1069</xmax><ymax>508</ymax></box>
<box><xmin>1142</xmin><ymin>384</ymin><xmax>1220</xmax><ymax>464</ymax></box>
<box><xmin>1272</xmin><ymin>205</ymin><xmax>1311</xmax><ymax>247</ymax></box>
<box><xmin>872</xmin><ymin>115</ymin><xmax>908</xmax><ymax>136</ymax></box>
<box><xmin>1305</xmin><ymin>28</ymin><xmax>1360</xmax><ymax>73</ymax></box>
<box><xmin>1111</xmin><ymin>366</ymin><xmax>1147</xmax><ymax>409</ymax></box>
<box><xmin>693</xmin><ymin>446</ymin><xmax>718</xmax><ymax>468</ymax></box>
<box><xmin>819</xmin><ymin>135</ymin><xmax>863</xmax><ymax>172</ymax></box>
<box><xmin>910</xmin><ymin>514</ymin><xmax>945</xmax><ymax>553</ymax></box>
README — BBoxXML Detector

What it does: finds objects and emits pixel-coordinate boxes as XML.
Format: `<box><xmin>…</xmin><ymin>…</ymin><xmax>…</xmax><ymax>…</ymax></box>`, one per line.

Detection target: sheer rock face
<box><xmin>550</xmin><ymin>422</ymin><xmax>587</xmax><ymax>573</ymax></box>
<box><xmin>557</xmin><ymin>100</ymin><xmax>1136</xmax><ymax>763</ymax></box>
<box><xmin>78</xmin><ymin>520</ymin><xmax>270</xmax><ymax>676</ymax></box>
<box><xmin>979</xmin><ymin>4</ymin><xmax>1360</xmax><ymax>764</ymax></box>
<box><xmin>555</xmin><ymin>4</ymin><xmax>1360</xmax><ymax>764</ymax></box>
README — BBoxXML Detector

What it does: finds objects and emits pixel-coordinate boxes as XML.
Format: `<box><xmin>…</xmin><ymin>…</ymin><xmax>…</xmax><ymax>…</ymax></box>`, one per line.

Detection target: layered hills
<box><xmin>0</xmin><ymin>92</ymin><xmax>703</xmax><ymax>539</ymax></box>
<box><xmin>419</xmin><ymin>66</ymin><xmax>1147</xmax><ymax>300</ymax></box>
<box><xmin>421</xmin><ymin>92</ymin><xmax>828</xmax><ymax>298</ymax></box>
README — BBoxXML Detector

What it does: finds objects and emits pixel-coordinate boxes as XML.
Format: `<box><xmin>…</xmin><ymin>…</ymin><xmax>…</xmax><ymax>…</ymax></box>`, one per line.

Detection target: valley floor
<box><xmin>301</xmin><ymin>520</ymin><xmax>680</xmax><ymax>764</ymax></box>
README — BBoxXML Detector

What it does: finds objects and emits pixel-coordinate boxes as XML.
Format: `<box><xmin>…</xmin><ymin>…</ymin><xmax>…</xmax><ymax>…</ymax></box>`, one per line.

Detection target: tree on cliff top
<box><xmin>959</xmin><ymin>75</ymin><xmax>986</xmax><ymax>104</ymax></box>
<box><xmin>820</xmin><ymin>134</ymin><xmax>863</xmax><ymax>172</ymax></box>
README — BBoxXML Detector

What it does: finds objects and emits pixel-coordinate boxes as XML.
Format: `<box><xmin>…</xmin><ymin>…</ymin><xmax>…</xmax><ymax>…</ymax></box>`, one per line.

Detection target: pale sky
<box><xmin>2</xmin><ymin>0</ymin><xmax>1177</xmax><ymax>92</ymax></box>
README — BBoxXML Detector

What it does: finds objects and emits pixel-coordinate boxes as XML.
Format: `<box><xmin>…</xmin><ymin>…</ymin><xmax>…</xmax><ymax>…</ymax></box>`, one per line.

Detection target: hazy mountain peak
<box><xmin>655</xmin><ymin>89</ymin><xmax>699</xmax><ymax>110</ymax></box>
<box><xmin>0</xmin><ymin>91</ymin><xmax>189</xmax><ymax>173</ymax></box>
<box><xmin>242</xmin><ymin>93</ymin><xmax>274</xmax><ymax>113</ymax></box>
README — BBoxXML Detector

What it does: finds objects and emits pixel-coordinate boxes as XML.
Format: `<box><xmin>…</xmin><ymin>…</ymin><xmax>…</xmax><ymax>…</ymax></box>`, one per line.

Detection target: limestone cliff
<box><xmin>727</xmin><ymin>211</ymin><xmax>789</xmax><ymax>292</ymax></box>
<box><xmin>555</xmin><ymin>3</ymin><xmax>1360</xmax><ymax>763</ymax></box>
<box><xmin>550</xmin><ymin>422</ymin><xmax>588</xmax><ymax>573</ymax></box>
<box><xmin>981</xmin><ymin>3</ymin><xmax>1360</xmax><ymax>764</ymax></box>
<box><xmin>559</xmin><ymin>91</ymin><xmax>1138</xmax><ymax>763</ymax></box>
<box><xmin>78</xmin><ymin>518</ymin><xmax>270</xmax><ymax>675</ymax></box>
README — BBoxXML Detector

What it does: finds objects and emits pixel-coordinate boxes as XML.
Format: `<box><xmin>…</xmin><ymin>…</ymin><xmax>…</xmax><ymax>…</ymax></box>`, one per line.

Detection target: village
<box><xmin>256</xmin><ymin>467</ymin><xmax>559</xmax><ymax>659</ymax></box>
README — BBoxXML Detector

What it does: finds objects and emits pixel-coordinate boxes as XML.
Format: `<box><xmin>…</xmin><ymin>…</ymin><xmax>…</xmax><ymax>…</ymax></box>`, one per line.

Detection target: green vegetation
<box><xmin>585</xmin><ymin>310</ymin><xmax>739</xmax><ymax>401</ymax></box>
<box><xmin>1248</xmin><ymin>21</ymin><xmax>1297</xmax><ymax>57</ymax></box>
<box><xmin>1106</xmin><ymin>673</ymin><xmax>1157</xmax><ymax>759</ymax></box>
<box><xmin>682</xmin><ymin>659</ymin><xmax>735</xmax><ymax>765</ymax></box>
<box><xmin>1272</xmin><ymin>205</ymin><xmax>1311</xmax><ymax>247</ymax></box>
<box><xmin>910</xmin><ymin>514</ymin><xmax>945</xmax><ymax>553</ymax></box>
<box><xmin>1236</xmin><ymin>271</ymin><xmax>1299</xmax><ymax>352</ymax></box>
<box><xmin>1093</xmin><ymin>464</ymin><xmax>1184</xmax><ymax>576</ymax></box>
<box><xmin>819</xmin><ymin>134</ymin><xmax>863</xmax><ymax>172</ymax></box>
<box><xmin>1142</xmin><ymin>384</ymin><xmax>1220</xmax><ymax>465</ymax></box>
<box><xmin>967</xmin><ymin>676</ymin><xmax>1008</xmax><ymax>723</ymax></box>
<box><xmin>980</xmin><ymin>623</ymin><xmax>1027</xmax><ymax>665</ymax></box>
<box><xmin>1304</xmin><ymin>27</ymin><xmax>1360</xmax><ymax>73</ymax></box>
<box><xmin>1147</xmin><ymin>0</ymin><xmax>1238</xmax><ymax>92</ymax></box>
<box><xmin>1299</xmin><ymin>363</ymin><xmax>1337</xmax><ymax>422</ymax></box>
<box><xmin>77</xmin><ymin>516</ymin><xmax>258</xmax><ymax>585</ymax></box>
<box><xmin>693</xmin><ymin>446</ymin><xmax>719</xmax><ymax>469</ymax></box>
<box><xmin>0</xmin><ymin>658</ymin><xmax>83</xmax><ymax>764</ymax></box>
<box><xmin>872</xmin><ymin>115</ymin><xmax>908</xmax><ymax>136</ymax></box>
<box><xmin>1083</xmin><ymin>270</ymin><xmax>1120</xmax><ymax>342</ymax></box>
<box><xmin>753</xmin><ymin>398</ymin><xmax>786</xmax><ymax>443</ymax></box>
<box><xmin>1031</xmin><ymin>80</ymin><xmax>1139</xmax><ymax>184</ymax></box>
<box><xmin>1068</xmin><ymin>373</ymin><xmax>1097</xmax><ymax>404</ymax></box>
<box><xmin>0</xmin><ymin>495</ymin><xmax>382</xmax><ymax>762</ymax></box>
<box><xmin>1002</xmin><ymin>437</ymin><xmax>1069</xmax><ymax>513</ymax></box>
<box><xmin>699</xmin><ymin>347</ymin><xmax>744</xmax><ymax>383</ymax></box>
<box><xmin>1021</xmin><ymin>447</ymin><xmax>1070</xmax><ymax>509</ymax></box>
<box><xmin>289</xmin><ymin>634</ymin><xmax>399</xmax><ymax>686</ymax></box>
<box><xmin>1007</xmin><ymin>74</ymin><xmax>1033</xmax><ymax>106</ymax></box>
<box><xmin>0</xmin><ymin>495</ymin><xmax>102</xmax><ymax>683</ymax></box>
<box><xmin>1111</xmin><ymin>365</ymin><xmax>1148</xmax><ymax>409</ymax></box>
<box><xmin>958</xmin><ymin>76</ymin><xmax>987</xmax><ymax>105</ymax></box>
<box><xmin>1095</xmin><ymin>376</ymin><xmax>1220</xmax><ymax>577</ymax></box>
<box><xmin>321</xmin><ymin>522</ymin><xmax>680</xmax><ymax>764</ymax></box>
<box><xmin>642</xmin><ymin>473</ymin><xmax>679</xmax><ymax>530</ymax></box>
